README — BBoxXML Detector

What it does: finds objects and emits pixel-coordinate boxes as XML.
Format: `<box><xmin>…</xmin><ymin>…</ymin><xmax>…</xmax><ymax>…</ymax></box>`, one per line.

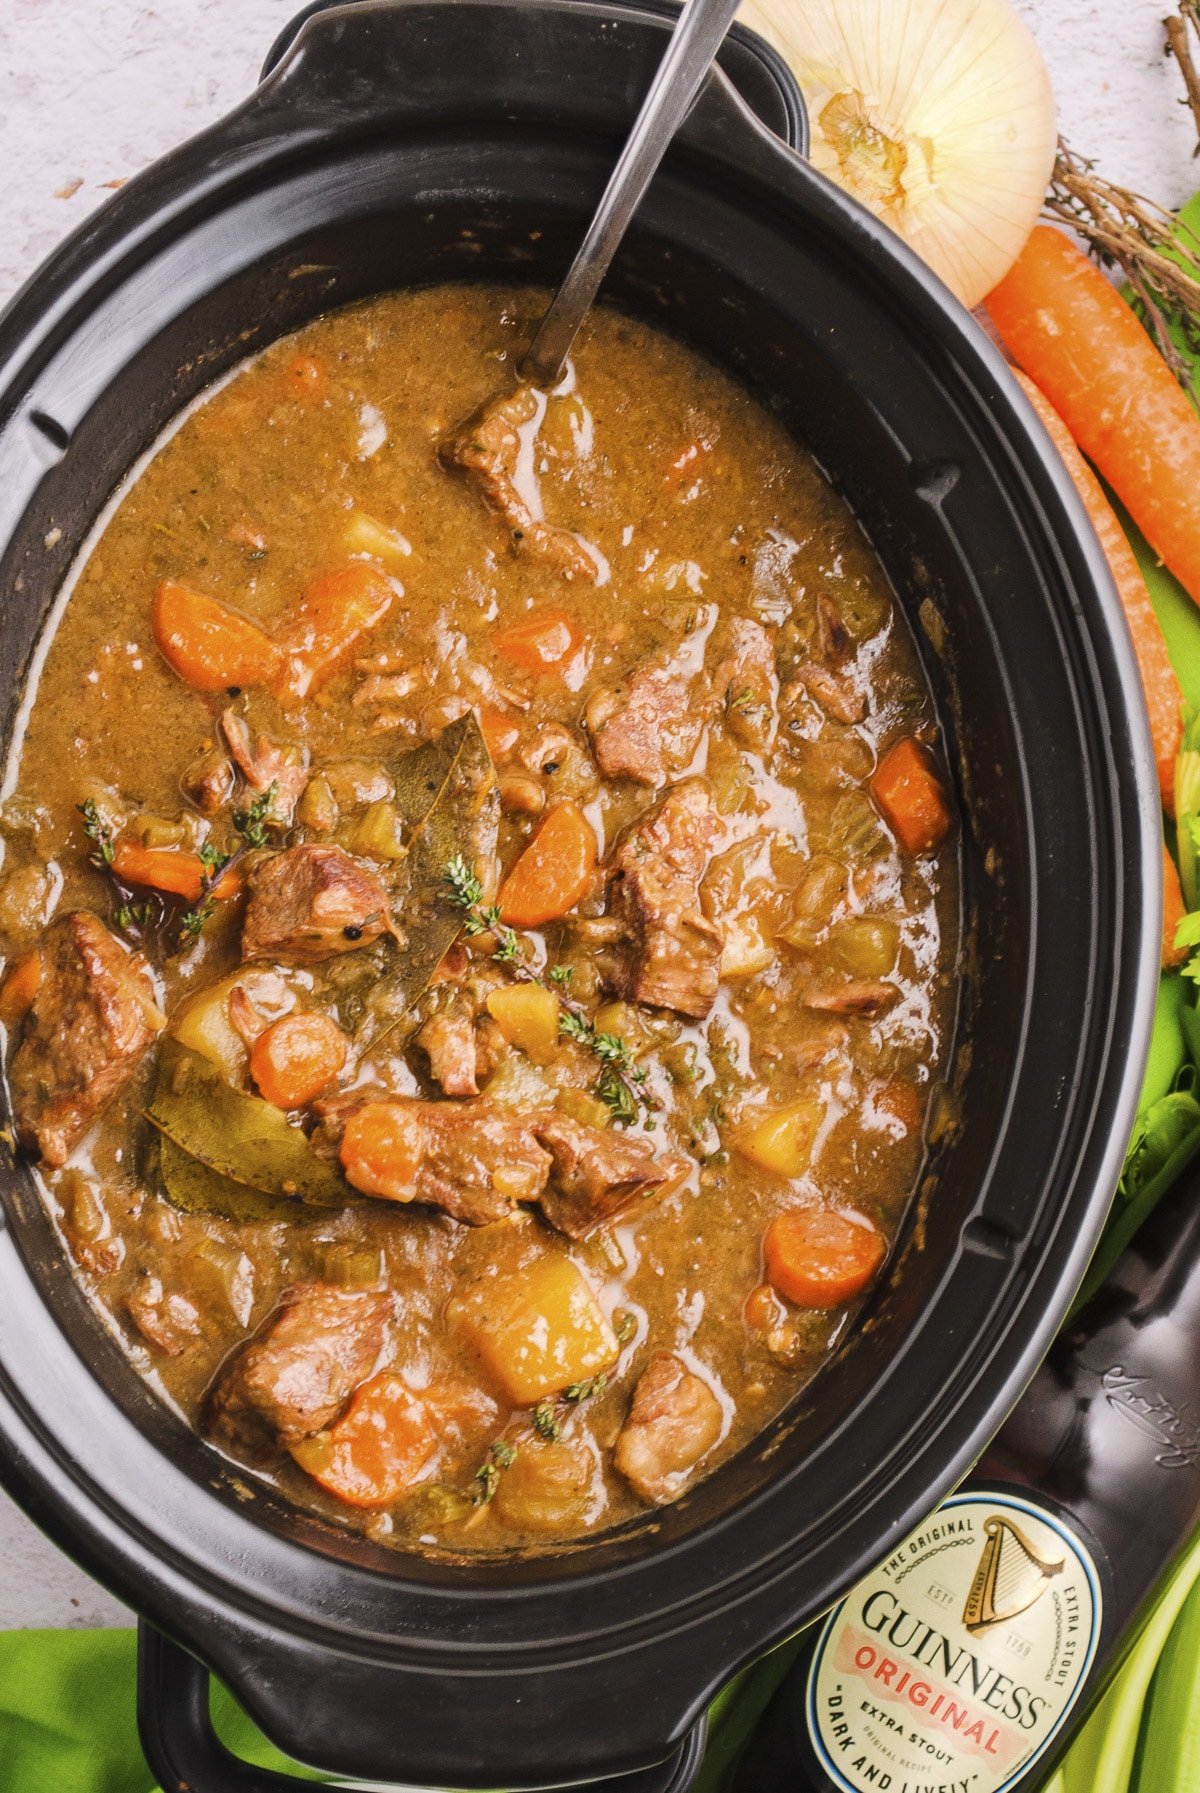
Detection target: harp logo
<box><xmin>962</xmin><ymin>1515</ymin><xmax>1065</xmax><ymax>1633</ymax></box>
<box><xmin>807</xmin><ymin>1491</ymin><xmax>1102</xmax><ymax>1793</ymax></box>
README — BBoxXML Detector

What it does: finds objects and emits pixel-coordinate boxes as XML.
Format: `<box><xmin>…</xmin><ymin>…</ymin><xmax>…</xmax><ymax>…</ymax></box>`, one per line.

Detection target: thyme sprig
<box><xmin>472</xmin><ymin>1438</ymin><xmax>518</xmax><ymax>1505</ymax></box>
<box><xmin>530</xmin><ymin>1374</ymin><xmax>610</xmax><ymax>1445</ymax></box>
<box><xmin>176</xmin><ymin>783</ymin><xmax>279</xmax><ymax>948</ymax></box>
<box><xmin>77</xmin><ymin>799</ymin><xmax>115</xmax><ymax>869</ymax></box>
<box><xmin>441</xmin><ymin>856</ymin><xmax>653</xmax><ymax>1124</ymax></box>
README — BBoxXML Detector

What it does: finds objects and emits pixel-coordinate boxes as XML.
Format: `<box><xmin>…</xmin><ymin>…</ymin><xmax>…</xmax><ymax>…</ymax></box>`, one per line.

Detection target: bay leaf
<box><xmin>359</xmin><ymin>711</ymin><xmax>497</xmax><ymax>1043</ymax></box>
<box><xmin>146</xmin><ymin>1038</ymin><xmax>348</xmax><ymax>1215</ymax></box>
<box><xmin>156</xmin><ymin>1134</ymin><xmax>283</xmax><ymax>1224</ymax></box>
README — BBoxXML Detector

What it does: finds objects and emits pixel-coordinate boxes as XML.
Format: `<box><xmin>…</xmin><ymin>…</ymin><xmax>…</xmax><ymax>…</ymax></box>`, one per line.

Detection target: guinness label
<box><xmin>807</xmin><ymin>1491</ymin><xmax>1102</xmax><ymax>1793</ymax></box>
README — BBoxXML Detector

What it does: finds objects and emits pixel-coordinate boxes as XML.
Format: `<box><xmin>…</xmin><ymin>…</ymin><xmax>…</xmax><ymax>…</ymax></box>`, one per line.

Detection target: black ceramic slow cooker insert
<box><xmin>0</xmin><ymin>2</ymin><xmax>1161</xmax><ymax>1788</ymax></box>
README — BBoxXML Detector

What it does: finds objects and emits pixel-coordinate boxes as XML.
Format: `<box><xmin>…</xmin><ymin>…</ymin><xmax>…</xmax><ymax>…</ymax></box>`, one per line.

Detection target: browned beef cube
<box><xmin>614</xmin><ymin>1352</ymin><xmax>723</xmax><ymax>1505</ymax></box>
<box><xmin>440</xmin><ymin>386</ymin><xmax>599</xmax><ymax>581</ymax></box>
<box><xmin>335</xmin><ymin>1097</ymin><xmax>553</xmax><ymax>1227</ymax></box>
<box><xmin>602</xmin><ymin>780</ymin><xmax>722</xmax><ymax>1019</ymax></box>
<box><xmin>586</xmin><ymin>652</ymin><xmax>708</xmax><ymax>787</ymax></box>
<box><xmin>9</xmin><ymin>911</ymin><xmax>163</xmax><ymax>1167</ymax></box>
<box><xmin>533</xmin><ymin>1113</ymin><xmax>684</xmax><ymax>1239</ymax></box>
<box><xmin>714</xmin><ymin>617</ymin><xmax>777</xmax><ymax>751</ymax></box>
<box><xmin>242</xmin><ymin>844</ymin><xmax>391</xmax><ymax>963</ymax></box>
<box><xmin>220</xmin><ymin>707</ymin><xmax>310</xmax><ymax>826</ymax></box>
<box><xmin>206</xmin><ymin>1282</ymin><xmax>391</xmax><ymax>1461</ymax></box>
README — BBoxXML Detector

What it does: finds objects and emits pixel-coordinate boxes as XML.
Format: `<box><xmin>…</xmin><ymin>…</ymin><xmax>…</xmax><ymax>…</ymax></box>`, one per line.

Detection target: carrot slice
<box><xmin>1163</xmin><ymin>841</ymin><xmax>1190</xmax><ymax>971</ymax></box>
<box><xmin>151</xmin><ymin>579</ymin><xmax>280</xmax><ymax>694</ymax></box>
<box><xmin>873</xmin><ymin>1079</ymin><xmax>925</xmax><ymax>1137</ymax></box>
<box><xmin>986</xmin><ymin>225</ymin><xmax>1200</xmax><ymax>610</ymax></box>
<box><xmin>478</xmin><ymin>706</ymin><xmax>522</xmax><ymax>761</ymax></box>
<box><xmin>493</xmin><ymin>607</ymin><xmax>579</xmax><ymax>673</ymax></box>
<box><xmin>111</xmin><ymin>840</ymin><xmax>241</xmax><ymax>902</ymax></box>
<box><xmin>340</xmin><ymin>1101</ymin><xmax>427</xmax><ymax>1202</ymax></box>
<box><xmin>497</xmin><ymin>799</ymin><xmax>598</xmax><ymax>926</ymax></box>
<box><xmin>870</xmin><ymin>737</ymin><xmax>952</xmax><ymax>856</ymax></box>
<box><xmin>0</xmin><ymin>950</ymin><xmax>42</xmax><ymax>1027</ymax></box>
<box><xmin>764</xmin><ymin>1207</ymin><xmax>886</xmax><ymax>1309</ymax></box>
<box><xmin>1013</xmin><ymin>369</ymin><xmax>1183</xmax><ymax>807</ymax></box>
<box><xmin>291</xmin><ymin>1374</ymin><xmax>435</xmax><ymax>1508</ymax></box>
<box><xmin>275</xmin><ymin>564</ymin><xmax>396</xmax><ymax>701</ymax></box>
<box><xmin>250</xmin><ymin>1011</ymin><xmax>348</xmax><ymax>1109</ymax></box>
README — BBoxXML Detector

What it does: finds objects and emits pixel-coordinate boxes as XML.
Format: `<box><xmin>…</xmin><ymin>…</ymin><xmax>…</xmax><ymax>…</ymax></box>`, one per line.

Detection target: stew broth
<box><xmin>0</xmin><ymin>284</ymin><xmax>958</xmax><ymax>1551</ymax></box>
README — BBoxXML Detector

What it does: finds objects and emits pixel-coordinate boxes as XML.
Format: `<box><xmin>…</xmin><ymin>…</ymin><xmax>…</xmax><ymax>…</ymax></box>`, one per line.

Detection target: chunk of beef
<box><xmin>417</xmin><ymin>1007</ymin><xmax>479</xmax><ymax>1098</ymax></box>
<box><xmin>180</xmin><ymin>744</ymin><xmax>234</xmax><ymax>817</ymax></box>
<box><xmin>816</xmin><ymin>593</ymin><xmax>853</xmax><ymax>666</ymax></box>
<box><xmin>790</xmin><ymin>662</ymin><xmax>866</xmax><ymax>726</ymax></box>
<box><xmin>440</xmin><ymin>386</ymin><xmax>599</xmax><ymax>582</ymax></box>
<box><xmin>806</xmin><ymin>980</ymin><xmax>900</xmax><ymax>1017</ymax></box>
<box><xmin>242</xmin><ymin>844</ymin><xmax>391</xmax><ymax>964</ymax></box>
<box><xmin>716</xmin><ymin>618</ymin><xmax>777</xmax><ymax>751</ymax></box>
<box><xmin>602</xmin><ymin>780</ymin><xmax>723</xmax><ymax>1019</ymax></box>
<box><xmin>337</xmin><ymin>1098</ymin><xmax>553</xmax><ymax>1226</ymax></box>
<box><xmin>532</xmin><ymin>1113</ymin><xmax>685</xmax><ymax>1239</ymax></box>
<box><xmin>127</xmin><ymin>1278</ymin><xmax>202</xmax><ymax>1358</ymax></box>
<box><xmin>614</xmin><ymin>1352</ymin><xmax>723</xmax><ymax>1505</ymax></box>
<box><xmin>9</xmin><ymin>912</ymin><xmax>163</xmax><ymax>1167</ymax></box>
<box><xmin>220</xmin><ymin>707</ymin><xmax>310</xmax><ymax>827</ymax></box>
<box><xmin>586</xmin><ymin>650</ymin><xmax>708</xmax><ymax>787</ymax></box>
<box><xmin>206</xmin><ymin>1282</ymin><xmax>390</xmax><ymax>1462</ymax></box>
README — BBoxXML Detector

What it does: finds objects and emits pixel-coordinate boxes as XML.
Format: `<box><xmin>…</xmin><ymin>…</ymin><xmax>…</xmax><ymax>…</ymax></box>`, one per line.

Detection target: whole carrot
<box><xmin>1011</xmin><ymin>368</ymin><xmax>1182</xmax><ymax>807</ymax></box>
<box><xmin>986</xmin><ymin>225</ymin><xmax>1200</xmax><ymax>609</ymax></box>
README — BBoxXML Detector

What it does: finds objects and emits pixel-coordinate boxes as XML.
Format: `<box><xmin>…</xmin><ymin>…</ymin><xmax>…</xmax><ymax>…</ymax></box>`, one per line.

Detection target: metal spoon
<box><xmin>522</xmin><ymin>0</ymin><xmax>745</xmax><ymax>386</ymax></box>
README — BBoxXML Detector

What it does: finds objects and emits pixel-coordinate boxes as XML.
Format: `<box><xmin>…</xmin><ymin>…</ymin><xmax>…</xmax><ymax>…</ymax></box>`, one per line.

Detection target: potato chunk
<box><xmin>451</xmin><ymin>1255</ymin><xmax>617</xmax><ymax>1405</ymax></box>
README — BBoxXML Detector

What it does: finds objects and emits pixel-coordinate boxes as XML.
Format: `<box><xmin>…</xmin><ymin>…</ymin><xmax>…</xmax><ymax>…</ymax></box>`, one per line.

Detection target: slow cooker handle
<box><xmin>137</xmin><ymin>1624</ymin><xmax>709</xmax><ymax>1793</ymax></box>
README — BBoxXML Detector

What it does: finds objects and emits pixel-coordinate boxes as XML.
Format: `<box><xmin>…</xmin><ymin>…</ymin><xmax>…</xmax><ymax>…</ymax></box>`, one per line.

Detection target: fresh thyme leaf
<box><xmin>178</xmin><ymin>898</ymin><xmax>216</xmax><ymax>946</ymax></box>
<box><xmin>564</xmin><ymin>1374</ymin><xmax>607</xmax><ymax>1404</ymax></box>
<box><xmin>443</xmin><ymin>853</ymin><xmax>485</xmax><ymax>912</ymax></box>
<box><xmin>197</xmin><ymin>841</ymin><xmax>230</xmax><ymax>878</ymax></box>
<box><xmin>613</xmin><ymin>1309</ymin><xmax>637</xmax><ymax>1345</ymax></box>
<box><xmin>77</xmin><ymin>798</ymin><xmax>115</xmax><ymax>868</ymax></box>
<box><xmin>233</xmin><ymin>782</ymin><xmax>279</xmax><ymax>850</ymax></box>
<box><xmin>596</xmin><ymin>1063</ymin><xmax>639</xmax><ymax>1126</ymax></box>
<box><xmin>532</xmin><ymin>1401</ymin><xmax>563</xmax><ymax>1442</ymax></box>
<box><xmin>492</xmin><ymin>927</ymin><xmax>520</xmax><ymax>965</ymax></box>
<box><xmin>473</xmin><ymin>1461</ymin><xmax>500</xmax><ymax>1505</ymax></box>
<box><xmin>471</xmin><ymin>1437</ymin><xmax>518</xmax><ymax>1503</ymax></box>
<box><xmin>547</xmin><ymin>964</ymin><xmax>573</xmax><ymax>987</ymax></box>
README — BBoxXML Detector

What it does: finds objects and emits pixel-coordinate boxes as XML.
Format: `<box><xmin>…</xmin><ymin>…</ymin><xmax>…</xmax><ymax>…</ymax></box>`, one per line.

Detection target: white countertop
<box><xmin>0</xmin><ymin>0</ymin><xmax>1192</xmax><ymax>1630</ymax></box>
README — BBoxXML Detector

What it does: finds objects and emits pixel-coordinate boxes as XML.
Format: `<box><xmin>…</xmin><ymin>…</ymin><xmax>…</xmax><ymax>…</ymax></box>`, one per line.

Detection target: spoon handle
<box><xmin>522</xmin><ymin>0</ymin><xmax>745</xmax><ymax>385</ymax></box>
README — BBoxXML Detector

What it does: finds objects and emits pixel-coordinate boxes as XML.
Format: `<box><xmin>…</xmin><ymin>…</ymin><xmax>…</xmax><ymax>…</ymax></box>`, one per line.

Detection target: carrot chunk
<box><xmin>111</xmin><ymin>840</ymin><xmax>241</xmax><ymax>902</ymax></box>
<box><xmin>250</xmin><ymin>1011</ymin><xmax>348</xmax><ymax>1109</ymax></box>
<box><xmin>0</xmin><ymin>950</ymin><xmax>42</xmax><ymax>1027</ymax></box>
<box><xmin>987</xmin><ymin>225</ymin><xmax>1200</xmax><ymax>611</ymax></box>
<box><xmin>1163</xmin><ymin>841</ymin><xmax>1190</xmax><ymax>972</ymax></box>
<box><xmin>1012</xmin><ymin>369</ymin><xmax>1183</xmax><ymax>807</ymax></box>
<box><xmin>291</xmin><ymin>1374</ymin><xmax>435</xmax><ymax>1508</ymax></box>
<box><xmin>151</xmin><ymin>579</ymin><xmax>280</xmax><ymax>694</ymax></box>
<box><xmin>493</xmin><ymin>607</ymin><xmax>580</xmax><ymax>673</ymax></box>
<box><xmin>477</xmin><ymin>706</ymin><xmax>522</xmax><ymax>761</ymax></box>
<box><xmin>340</xmin><ymin>1101</ymin><xmax>427</xmax><ymax>1202</ymax></box>
<box><xmin>275</xmin><ymin>564</ymin><xmax>396</xmax><ymax>701</ymax></box>
<box><xmin>870</xmin><ymin>737</ymin><xmax>952</xmax><ymax>856</ymax></box>
<box><xmin>497</xmin><ymin>799</ymin><xmax>597</xmax><ymax>926</ymax></box>
<box><xmin>764</xmin><ymin>1207</ymin><xmax>886</xmax><ymax>1309</ymax></box>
